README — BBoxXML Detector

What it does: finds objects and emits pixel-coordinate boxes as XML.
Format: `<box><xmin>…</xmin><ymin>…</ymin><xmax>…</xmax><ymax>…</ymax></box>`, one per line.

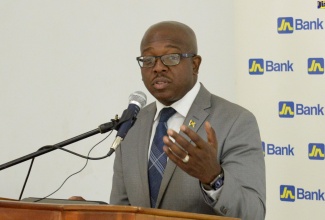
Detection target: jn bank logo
<box><xmin>249</xmin><ymin>59</ymin><xmax>293</xmax><ymax>75</ymax></box>
<box><xmin>278</xmin><ymin>17</ymin><xmax>294</xmax><ymax>34</ymax></box>
<box><xmin>277</xmin><ymin>17</ymin><xmax>324</xmax><ymax>34</ymax></box>
<box><xmin>280</xmin><ymin>184</ymin><xmax>325</xmax><ymax>202</ymax></box>
<box><xmin>249</xmin><ymin>59</ymin><xmax>264</xmax><ymax>75</ymax></box>
<box><xmin>279</xmin><ymin>101</ymin><xmax>324</xmax><ymax>117</ymax></box>
<box><xmin>280</xmin><ymin>185</ymin><xmax>295</xmax><ymax>202</ymax></box>
<box><xmin>279</xmin><ymin>102</ymin><xmax>294</xmax><ymax>118</ymax></box>
<box><xmin>308</xmin><ymin>58</ymin><xmax>324</xmax><ymax>74</ymax></box>
<box><xmin>308</xmin><ymin>143</ymin><xmax>325</xmax><ymax>160</ymax></box>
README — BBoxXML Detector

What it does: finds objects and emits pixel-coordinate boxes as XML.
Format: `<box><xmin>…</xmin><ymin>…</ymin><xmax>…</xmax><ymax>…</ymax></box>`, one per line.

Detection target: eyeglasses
<box><xmin>136</xmin><ymin>53</ymin><xmax>196</xmax><ymax>68</ymax></box>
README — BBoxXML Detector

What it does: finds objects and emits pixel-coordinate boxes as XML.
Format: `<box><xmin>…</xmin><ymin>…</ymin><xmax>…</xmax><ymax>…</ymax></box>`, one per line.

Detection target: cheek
<box><xmin>141</xmin><ymin>71</ymin><xmax>148</xmax><ymax>82</ymax></box>
<box><xmin>141</xmin><ymin>71</ymin><xmax>152</xmax><ymax>87</ymax></box>
<box><xmin>176</xmin><ymin>67</ymin><xmax>195</xmax><ymax>84</ymax></box>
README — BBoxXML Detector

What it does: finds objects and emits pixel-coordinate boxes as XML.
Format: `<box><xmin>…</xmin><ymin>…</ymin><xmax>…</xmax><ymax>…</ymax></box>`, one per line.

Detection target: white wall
<box><xmin>0</xmin><ymin>0</ymin><xmax>236</xmax><ymax>204</ymax></box>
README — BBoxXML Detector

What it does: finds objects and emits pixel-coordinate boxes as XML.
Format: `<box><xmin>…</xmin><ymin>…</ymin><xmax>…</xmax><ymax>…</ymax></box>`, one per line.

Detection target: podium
<box><xmin>0</xmin><ymin>198</ymin><xmax>240</xmax><ymax>220</ymax></box>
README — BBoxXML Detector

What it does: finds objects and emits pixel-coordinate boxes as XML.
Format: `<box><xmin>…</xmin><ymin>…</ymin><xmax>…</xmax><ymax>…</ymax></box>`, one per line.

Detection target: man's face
<box><xmin>140</xmin><ymin>28</ymin><xmax>201</xmax><ymax>106</ymax></box>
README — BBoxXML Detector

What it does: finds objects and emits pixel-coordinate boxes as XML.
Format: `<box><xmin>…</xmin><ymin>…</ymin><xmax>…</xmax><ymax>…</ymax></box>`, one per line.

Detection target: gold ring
<box><xmin>182</xmin><ymin>154</ymin><xmax>190</xmax><ymax>163</ymax></box>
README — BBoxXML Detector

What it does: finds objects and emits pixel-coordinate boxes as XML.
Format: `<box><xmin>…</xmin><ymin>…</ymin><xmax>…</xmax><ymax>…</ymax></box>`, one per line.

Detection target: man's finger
<box><xmin>163</xmin><ymin>133</ymin><xmax>191</xmax><ymax>161</ymax></box>
<box><xmin>179</xmin><ymin>125</ymin><xmax>206</xmax><ymax>149</ymax></box>
<box><xmin>165</xmin><ymin>129</ymin><xmax>195</xmax><ymax>153</ymax></box>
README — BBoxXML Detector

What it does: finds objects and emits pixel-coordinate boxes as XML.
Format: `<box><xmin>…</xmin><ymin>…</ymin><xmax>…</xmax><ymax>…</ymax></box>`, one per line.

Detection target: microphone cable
<box><xmin>21</xmin><ymin>130</ymin><xmax>112</xmax><ymax>202</ymax></box>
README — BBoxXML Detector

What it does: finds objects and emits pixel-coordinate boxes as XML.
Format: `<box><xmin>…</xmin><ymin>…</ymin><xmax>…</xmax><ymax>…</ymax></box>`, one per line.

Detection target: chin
<box><xmin>149</xmin><ymin>89</ymin><xmax>175</xmax><ymax>105</ymax></box>
<box><xmin>158</xmin><ymin>95</ymin><xmax>177</xmax><ymax>106</ymax></box>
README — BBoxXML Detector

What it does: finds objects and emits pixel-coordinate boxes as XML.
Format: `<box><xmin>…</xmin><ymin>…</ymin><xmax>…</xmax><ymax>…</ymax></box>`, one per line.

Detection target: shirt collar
<box><xmin>154</xmin><ymin>81</ymin><xmax>201</xmax><ymax>120</ymax></box>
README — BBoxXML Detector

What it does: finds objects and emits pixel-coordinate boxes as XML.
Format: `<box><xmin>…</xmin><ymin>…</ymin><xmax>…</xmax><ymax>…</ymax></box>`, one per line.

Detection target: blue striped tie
<box><xmin>148</xmin><ymin>107</ymin><xmax>176</xmax><ymax>208</ymax></box>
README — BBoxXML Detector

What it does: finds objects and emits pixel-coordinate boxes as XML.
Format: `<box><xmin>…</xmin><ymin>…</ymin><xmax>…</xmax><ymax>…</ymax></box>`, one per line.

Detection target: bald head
<box><xmin>138</xmin><ymin>21</ymin><xmax>202</xmax><ymax>106</ymax></box>
<box><xmin>140</xmin><ymin>21</ymin><xmax>198</xmax><ymax>54</ymax></box>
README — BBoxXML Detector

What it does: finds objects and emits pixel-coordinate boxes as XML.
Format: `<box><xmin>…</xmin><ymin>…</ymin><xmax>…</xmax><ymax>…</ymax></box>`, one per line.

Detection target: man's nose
<box><xmin>153</xmin><ymin>57</ymin><xmax>168</xmax><ymax>73</ymax></box>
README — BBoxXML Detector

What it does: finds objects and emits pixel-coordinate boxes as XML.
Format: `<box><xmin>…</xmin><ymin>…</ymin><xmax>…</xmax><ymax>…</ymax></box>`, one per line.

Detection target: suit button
<box><xmin>220</xmin><ymin>206</ymin><xmax>228</xmax><ymax>214</ymax></box>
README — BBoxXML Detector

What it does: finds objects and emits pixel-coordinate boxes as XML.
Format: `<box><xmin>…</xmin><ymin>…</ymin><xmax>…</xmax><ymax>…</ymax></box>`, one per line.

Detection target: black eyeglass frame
<box><xmin>136</xmin><ymin>53</ymin><xmax>197</xmax><ymax>68</ymax></box>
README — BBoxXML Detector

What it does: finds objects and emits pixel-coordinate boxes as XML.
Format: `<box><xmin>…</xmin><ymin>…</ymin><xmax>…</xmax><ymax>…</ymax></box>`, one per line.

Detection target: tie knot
<box><xmin>159</xmin><ymin>107</ymin><xmax>176</xmax><ymax>122</ymax></box>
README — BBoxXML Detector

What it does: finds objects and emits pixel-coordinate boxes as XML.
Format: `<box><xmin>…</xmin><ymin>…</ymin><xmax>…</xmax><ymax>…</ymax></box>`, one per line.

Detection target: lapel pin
<box><xmin>188</xmin><ymin>120</ymin><xmax>196</xmax><ymax>128</ymax></box>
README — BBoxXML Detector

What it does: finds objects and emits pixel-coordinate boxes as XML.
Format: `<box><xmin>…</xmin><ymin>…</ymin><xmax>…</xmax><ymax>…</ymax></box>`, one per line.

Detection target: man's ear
<box><xmin>192</xmin><ymin>55</ymin><xmax>202</xmax><ymax>75</ymax></box>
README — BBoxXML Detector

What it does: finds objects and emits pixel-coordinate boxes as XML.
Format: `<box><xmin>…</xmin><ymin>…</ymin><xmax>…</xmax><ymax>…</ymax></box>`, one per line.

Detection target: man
<box><xmin>110</xmin><ymin>21</ymin><xmax>266</xmax><ymax>220</ymax></box>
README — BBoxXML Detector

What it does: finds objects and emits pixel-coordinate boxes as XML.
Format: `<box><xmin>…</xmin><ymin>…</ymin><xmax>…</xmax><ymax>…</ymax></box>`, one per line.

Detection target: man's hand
<box><xmin>163</xmin><ymin>121</ymin><xmax>222</xmax><ymax>184</ymax></box>
<box><xmin>68</xmin><ymin>196</ymin><xmax>86</xmax><ymax>201</ymax></box>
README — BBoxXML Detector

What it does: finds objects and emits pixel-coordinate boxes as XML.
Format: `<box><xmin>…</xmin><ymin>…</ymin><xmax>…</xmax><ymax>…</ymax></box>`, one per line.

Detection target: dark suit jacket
<box><xmin>110</xmin><ymin>84</ymin><xmax>266</xmax><ymax>220</ymax></box>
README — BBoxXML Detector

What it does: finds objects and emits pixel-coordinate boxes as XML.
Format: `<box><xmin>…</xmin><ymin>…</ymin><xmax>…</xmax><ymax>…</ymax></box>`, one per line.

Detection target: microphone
<box><xmin>109</xmin><ymin>91</ymin><xmax>147</xmax><ymax>155</ymax></box>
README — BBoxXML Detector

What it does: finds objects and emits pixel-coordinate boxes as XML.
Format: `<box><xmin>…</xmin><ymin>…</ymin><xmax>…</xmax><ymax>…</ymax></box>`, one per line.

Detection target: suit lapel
<box><xmin>137</xmin><ymin>103</ymin><xmax>156</xmax><ymax>207</ymax></box>
<box><xmin>156</xmin><ymin>84</ymin><xmax>212</xmax><ymax>207</ymax></box>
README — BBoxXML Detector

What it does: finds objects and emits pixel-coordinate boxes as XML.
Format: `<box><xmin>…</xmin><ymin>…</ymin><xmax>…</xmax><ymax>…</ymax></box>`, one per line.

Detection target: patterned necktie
<box><xmin>148</xmin><ymin>107</ymin><xmax>176</xmax><ymax>208</ymax></box>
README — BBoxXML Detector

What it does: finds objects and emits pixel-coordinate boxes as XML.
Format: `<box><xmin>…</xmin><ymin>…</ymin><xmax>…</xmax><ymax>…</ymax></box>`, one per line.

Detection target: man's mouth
<box><xmin>152</xmin><ymin>78</ymin><xmax>170</xmax><ymax>89</ymax></box>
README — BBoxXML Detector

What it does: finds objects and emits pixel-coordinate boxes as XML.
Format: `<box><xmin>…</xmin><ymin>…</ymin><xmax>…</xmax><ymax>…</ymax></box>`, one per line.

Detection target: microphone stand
<box><xmin>0</xmin><ymin>109</ymin><xmax>136</xmax><ymax>201</ymax></box>
<box><xmin>0</xmin><ymin>118</ymin><xmax>120</xmax><ymax>171</ymax></box>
